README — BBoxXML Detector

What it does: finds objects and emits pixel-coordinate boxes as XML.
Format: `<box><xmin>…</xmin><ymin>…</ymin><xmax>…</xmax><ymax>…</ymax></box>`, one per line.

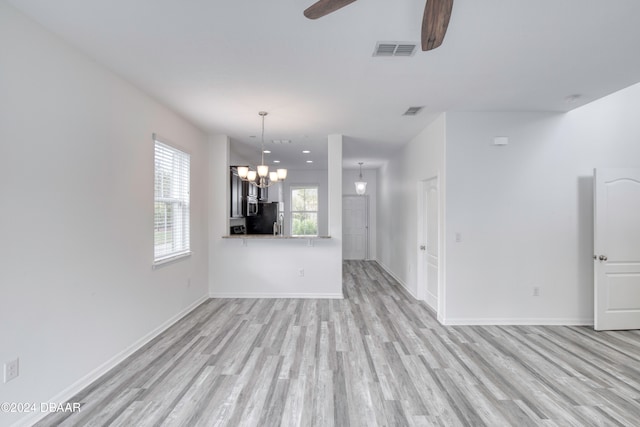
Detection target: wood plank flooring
<box><xmin>36</xmin><ymin>261</ymin><xmax>640</xmax><ymax>426</ymax></box>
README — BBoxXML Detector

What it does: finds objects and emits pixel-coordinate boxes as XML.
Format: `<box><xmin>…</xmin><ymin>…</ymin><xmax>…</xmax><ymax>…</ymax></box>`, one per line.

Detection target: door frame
<box><xmin>417</xmin><ymin>176</ymin><xmax>442</xmax><ymax>316</ymax></box>
<box><xmin>342</xmin><ymin>195</ymin><xmax>370</xmax><ymax>260</ymax></box>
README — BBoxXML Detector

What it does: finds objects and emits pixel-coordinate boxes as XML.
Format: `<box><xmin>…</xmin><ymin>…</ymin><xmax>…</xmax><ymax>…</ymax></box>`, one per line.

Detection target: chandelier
<box><xmin>355</xmin><ymin>162</ymin><xmax>367</xmax><ymax>195</ymax></box>
<box><xmin>237</xmin><ymin>111</ymin><xmax>287</xmax><ymax>188</ymax></box>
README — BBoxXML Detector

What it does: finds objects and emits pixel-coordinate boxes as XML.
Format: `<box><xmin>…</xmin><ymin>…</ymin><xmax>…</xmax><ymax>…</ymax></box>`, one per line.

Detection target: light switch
<box><xmin>455</xmin><ymin>232</ymin><xmax>462</xmax><ymax>243</ymax></box>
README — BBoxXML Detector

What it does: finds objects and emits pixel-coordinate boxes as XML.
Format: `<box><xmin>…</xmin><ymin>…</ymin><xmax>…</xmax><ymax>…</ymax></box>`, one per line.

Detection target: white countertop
<box><xmin>222</xmin><ymin>235</ymin><xmax>331</xmax><ymax>239</ymax></box>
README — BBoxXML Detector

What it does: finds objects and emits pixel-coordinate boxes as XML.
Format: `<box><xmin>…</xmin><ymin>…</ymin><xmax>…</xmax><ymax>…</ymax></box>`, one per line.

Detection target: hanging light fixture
<box><xmin>355</xmin><ymin>162</ymin><xmax>367</xmax><ymax>195</ymax></box>
<box><xmin>237</xmin><ymin>111</ymin><xmax>287</xmax><ymax>188</ymax></box>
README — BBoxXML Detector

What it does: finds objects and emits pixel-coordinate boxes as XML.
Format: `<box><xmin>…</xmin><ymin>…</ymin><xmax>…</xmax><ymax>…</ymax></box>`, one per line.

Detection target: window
<box><xmin>154</xmin><ymin>137</ymin><xmax>190</xmax><ymax>263</ymax></box>
<box><xmin>291</xmin><ymin>186</ymin><xmax>318</xmax><ymax>236</ymax></box>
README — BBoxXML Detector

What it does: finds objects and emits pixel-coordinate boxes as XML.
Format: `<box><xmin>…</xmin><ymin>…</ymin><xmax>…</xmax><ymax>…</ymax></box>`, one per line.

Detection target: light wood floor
<box><xmin>37</xmin><ymin>261</ymin><xmax>640</xmax><ymax>426</ymax></box>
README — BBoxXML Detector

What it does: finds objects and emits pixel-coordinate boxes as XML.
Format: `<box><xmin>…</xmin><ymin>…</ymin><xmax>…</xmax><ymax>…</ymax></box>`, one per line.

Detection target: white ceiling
<box><xmin>8</xmin><ymin>0</ymin><xmax>640</xmax><ymax>169</ymax></box>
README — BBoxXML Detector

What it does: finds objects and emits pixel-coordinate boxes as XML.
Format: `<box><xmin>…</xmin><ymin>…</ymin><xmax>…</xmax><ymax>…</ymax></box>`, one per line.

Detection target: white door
<box><xmin>418</xmin><ymin>177</ymin><xmax>439</xmax><ymax>309</ymax></box>
<box><xmin>594</xmin><ymin>168</ymin><xmax>640</xmax><ymax>330</ymax></box>
<box><xmin>343</xmin><ymin>195</ymin><xmax>368</xmax><ymax>260</ymax></box>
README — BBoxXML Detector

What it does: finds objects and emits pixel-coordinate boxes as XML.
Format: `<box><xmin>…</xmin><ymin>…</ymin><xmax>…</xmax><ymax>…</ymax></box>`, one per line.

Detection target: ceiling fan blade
<box><xmin>421</xmin><ymin>0</ymin><xmax>453</xmax><ymax>51</ymax></box>
<box><xmin>304</xmin><ymin>0</ymin><xmax>358</xmax><ymax>20</ymax></box>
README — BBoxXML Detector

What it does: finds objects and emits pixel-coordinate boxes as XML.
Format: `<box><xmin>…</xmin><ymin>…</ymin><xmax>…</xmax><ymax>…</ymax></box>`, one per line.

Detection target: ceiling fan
<box><xmin>304</xmin><ymin>0</ymin><xmax>453</xmax><ymax>51</ymax></box>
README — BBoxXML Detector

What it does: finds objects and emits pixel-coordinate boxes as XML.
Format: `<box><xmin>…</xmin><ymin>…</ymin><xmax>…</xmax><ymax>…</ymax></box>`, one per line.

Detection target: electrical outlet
<box><xmin>533</xmin><ymin>287</ymin><xmax>540</xmax><ymax>297</ymax></box>
<box><xmin>298</xmin><ymin>268</ymin><xmax>304</xmax><ymax>277</ymax></box>
<box><xmin>4</xmin><ymin>358</ymin><xmax>19</xmax><ymax>383</ymax></box>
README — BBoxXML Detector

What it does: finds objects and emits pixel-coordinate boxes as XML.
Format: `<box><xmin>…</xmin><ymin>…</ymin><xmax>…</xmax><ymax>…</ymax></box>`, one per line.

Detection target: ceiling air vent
<box><xmin>373</xmin><ymin>42</ymin><xmax>417</xmax><ymax>57</ymax></box>
<box><xmin>403</xmin><ymin>106</ymin><xmax>424</xmax><ymax>116</ymax></box>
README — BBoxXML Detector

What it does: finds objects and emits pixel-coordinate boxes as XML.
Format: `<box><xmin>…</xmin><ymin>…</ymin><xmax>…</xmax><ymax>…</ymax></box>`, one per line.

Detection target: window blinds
<box><xmin>154</xmin><ymin>138</ymin><xmax>190</xmax><ymax>262</ymax></box>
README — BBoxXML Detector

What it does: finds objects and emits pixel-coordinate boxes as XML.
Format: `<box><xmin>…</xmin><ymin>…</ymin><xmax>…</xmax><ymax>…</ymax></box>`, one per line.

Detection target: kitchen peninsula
<box><xmin>210</xmin><ymin>135</ymin><xmax>343</xmax><ymax>299</ymax></box>
<box><xmin>222</xmin><ymin>234</ymin><xmax>331</xmax><ymax>239</ymax></box>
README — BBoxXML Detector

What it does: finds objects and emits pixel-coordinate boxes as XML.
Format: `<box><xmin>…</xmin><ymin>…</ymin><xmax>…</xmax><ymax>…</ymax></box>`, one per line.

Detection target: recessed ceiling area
<box><xmin>7</xmin><ymin>0</ymin><xmax>640</xmax><ymax>167</ymax></box>
<box><xmin>230</xmin><ymin>136</ymin><xmax>328</xmax><ymax>170</ymax></box>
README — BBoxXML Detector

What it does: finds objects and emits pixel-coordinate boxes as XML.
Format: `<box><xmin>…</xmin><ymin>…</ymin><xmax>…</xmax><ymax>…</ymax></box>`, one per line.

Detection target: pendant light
<box><xmin>355</xmin><ymin>162</ymin><xmax>367</xmax><ymax>195</ymax></box>
<box><xmin>237</xmin><ymin>111</ymin><xmax>287</xmax><ymax>188</ymax></box>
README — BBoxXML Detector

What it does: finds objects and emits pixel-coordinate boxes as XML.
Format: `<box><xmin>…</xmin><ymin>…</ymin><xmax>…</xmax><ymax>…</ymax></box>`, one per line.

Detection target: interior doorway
<box><xmin>343</xmin><ymin>195</ymin><xmax>369</xmax><ymax>260</ymax></box>
<box><xmin>417</xmin><ymin>177</ymin><xmax>439</xmax><ymax>311</ymax></box>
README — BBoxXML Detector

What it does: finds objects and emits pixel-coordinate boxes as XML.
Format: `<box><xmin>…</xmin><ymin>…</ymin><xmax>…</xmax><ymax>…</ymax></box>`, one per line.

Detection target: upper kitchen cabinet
<box><xmin>229</xmin><ymin>166</ymin><xmax>245</xmax><ymax>218</ymax></box>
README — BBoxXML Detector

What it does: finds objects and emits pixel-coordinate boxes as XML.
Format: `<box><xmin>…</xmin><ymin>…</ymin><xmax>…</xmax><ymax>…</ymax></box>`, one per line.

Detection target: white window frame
<box><xmin>153</xmin><ymin>135</ymin><xmax>191</xmax><ymax>266</ymax></box>
<box><xmin>290</xmin><ymin>185</ymin><xmax>319</xmax><ymax>237</ymax></box>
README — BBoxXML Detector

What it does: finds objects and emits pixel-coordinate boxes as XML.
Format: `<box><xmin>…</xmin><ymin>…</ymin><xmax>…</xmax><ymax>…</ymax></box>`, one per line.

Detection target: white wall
<box><xmin>377</xmin><ymin>114</ymin><xmax>447</xmax><ymax>304</ymax></box>
<box><xmin>444</xmin><ymin>83</ymin><xmax>640</xmax><ymax>324</ymax></box>
<box><xmin>0</xmin><ymin>4</ymin><xmax>209</xmax><ymax>426</ymax></box>
<box><xmin>342</xmin><ymin>168</ymin><xmax>377</xmax><ymax>260</ymax></box>
<box><xmin>209</xmin><ymin>136</ymin><xmax>342</xmax><ymax>298</ymax></box>
<box><xmin>378</xmin><ymin>85</ymin><xmax>640</xmax><ymax>325</ymax></box>
<box><xmin>229</xmin><ymin>140</ymin><xmax>254</xmax><ymax>166</ymax></box>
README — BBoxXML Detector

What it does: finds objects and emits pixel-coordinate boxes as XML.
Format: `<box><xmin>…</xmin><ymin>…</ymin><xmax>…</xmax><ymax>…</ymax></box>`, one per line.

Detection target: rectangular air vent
<box><xmin>373</xmin><ymin>42</ymin><xmax>417</xmax><ymax>57</ymax></box>
<box><xmin>403</xmin><ymin>106</ymin><xmax>424</xmax><ymax>116</ymax></box>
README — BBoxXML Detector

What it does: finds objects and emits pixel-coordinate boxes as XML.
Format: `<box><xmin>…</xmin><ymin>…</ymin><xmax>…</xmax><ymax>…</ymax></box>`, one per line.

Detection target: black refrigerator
<box><xmin>246</xmin><ymin>202</ymin><xmax>279</xmax><ymax>234</ymax></box>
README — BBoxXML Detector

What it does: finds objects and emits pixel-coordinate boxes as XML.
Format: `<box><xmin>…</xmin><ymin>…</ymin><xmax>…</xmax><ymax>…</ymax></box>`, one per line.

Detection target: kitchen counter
<box><xmin>222</xmin><ymin>235</ymin><xmax>331</xmax><ymax>239</ymax></box>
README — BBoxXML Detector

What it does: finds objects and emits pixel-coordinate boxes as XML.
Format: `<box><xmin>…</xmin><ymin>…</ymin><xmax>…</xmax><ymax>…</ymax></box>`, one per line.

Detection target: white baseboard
<box><xmin>370</xmin><ymin>261</ymin><xmax>593</xmax><ymax>327</ymax></box>
<box><xmin>209</xmin><ymin>292</ymin><xmax>343</xmax><ymax>299</ymax></box>
<box><xmin>425</xmin><ymin>291</ymin><xmax>437</xmax><ymax>311</ymax></box>
<box><xmin>12</xmin><ymin>295</ymin><xmax>209</xmax><ymax>427</ymax></box>
<box><xmin>442</xmin><ymin>317</ymin><xmax>594</xmax><ymax>326</ymax></box>
<box><xmin>375</xmin><ymin>260</ymin><xmax>419</xmax><ymax>300</ymax></box>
